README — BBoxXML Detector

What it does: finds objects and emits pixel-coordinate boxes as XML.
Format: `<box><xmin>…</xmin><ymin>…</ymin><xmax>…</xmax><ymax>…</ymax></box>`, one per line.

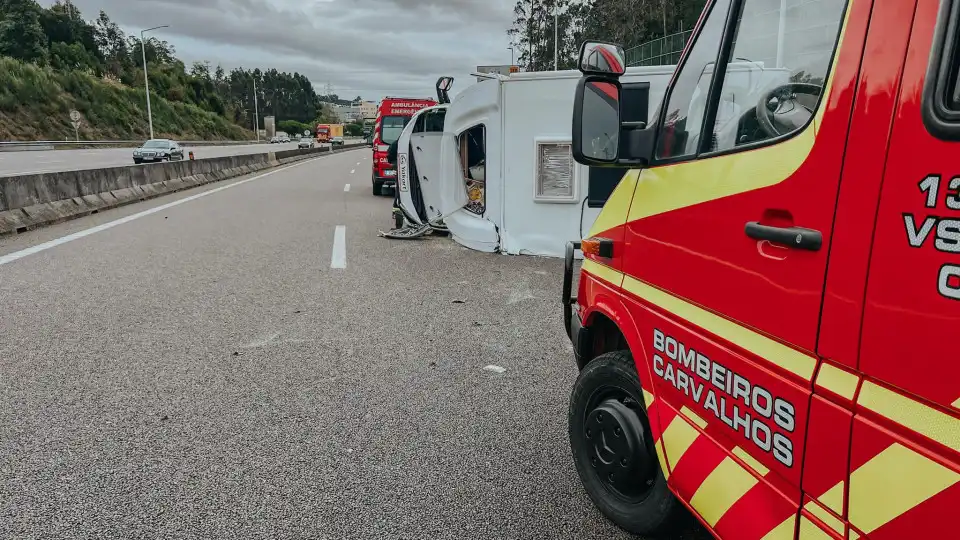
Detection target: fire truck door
<box><xmin>609</xmin><ymin>0</ymin><xmax>865</xmax><ymax>537</ymax></box>
<box><xmin>849</xmin><ymin>1</ymin><xmax>960</xmax><ymax>538</ymax></box>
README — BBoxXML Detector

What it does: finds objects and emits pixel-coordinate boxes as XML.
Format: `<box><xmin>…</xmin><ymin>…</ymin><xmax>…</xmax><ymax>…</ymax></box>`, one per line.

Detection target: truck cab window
<box><xmin>709</xmin><ymin>0</ymin><xmax>847</xmax><ymax>153</ymax></box>
<box><xmin>656</xmin><ymin>0</ymin><xmax>732</xmax><ymax>160</ymax></box>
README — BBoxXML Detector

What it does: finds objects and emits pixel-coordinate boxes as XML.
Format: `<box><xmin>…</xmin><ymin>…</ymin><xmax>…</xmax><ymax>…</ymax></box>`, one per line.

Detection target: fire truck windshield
<box><xmin>380</xmin><ymin>116</ymin><xmax>410</xmax><ymax>145</ymax></box>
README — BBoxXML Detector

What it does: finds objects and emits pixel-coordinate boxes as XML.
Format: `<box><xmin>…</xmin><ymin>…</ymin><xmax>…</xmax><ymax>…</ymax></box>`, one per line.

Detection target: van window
<box><xmin>459</xmin><ymin>125</ymin><xmax>486</xmax><ymax>215</ymax></box>
<box><xmin>709</xmin><ymin>0</ymin><xmax>847</xmax><ymax>153</ymax></box>
<box><xmin>656</xmin><ymin>0</ymin><xmax>733</xmax><ymax>160</ymax></box>
<box><xmin>424</xmin><ymin>109</ymin><xmax>446</xmax><ymax>133</ymax></box>
<box><xmin>923</xmin><ymin>0</ymin><xmax>960</xmax><ymax>140</ymax></box>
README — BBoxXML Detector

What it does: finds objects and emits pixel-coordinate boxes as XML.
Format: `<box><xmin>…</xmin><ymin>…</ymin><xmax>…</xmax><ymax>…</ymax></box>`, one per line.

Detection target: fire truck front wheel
<box><xmin>569</xmin><ymin>350</ymin><xmax>687</xmax><ymax>536</ymax></box>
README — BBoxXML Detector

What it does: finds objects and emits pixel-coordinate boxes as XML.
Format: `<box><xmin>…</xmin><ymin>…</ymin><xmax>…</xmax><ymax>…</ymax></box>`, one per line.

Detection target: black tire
<box><xmin>569</xmin><ymin>350</ymin><xmax>688</xmax><ymax>537</ymax></box>
<box><xmin>373</xmin><ymin>179</ymin><xmax>384</xmax><ymax>196</ymax></box>
<box><xmin>134</xmin><ymin>158</ymin><xmax>142</xmax><ymax>164</ymax></box>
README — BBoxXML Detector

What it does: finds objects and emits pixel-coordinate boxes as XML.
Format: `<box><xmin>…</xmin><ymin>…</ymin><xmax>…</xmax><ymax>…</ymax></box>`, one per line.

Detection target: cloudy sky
<box><xmin>50</xmin><ymin>0</ymin><xmax>518</xmax><ymax>101</ymax></box>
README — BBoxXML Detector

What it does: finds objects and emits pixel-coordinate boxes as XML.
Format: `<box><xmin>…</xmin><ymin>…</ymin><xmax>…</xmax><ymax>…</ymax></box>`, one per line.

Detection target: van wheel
<box><xmin>569</xmin><ymin>350</ymin><xmax>688</xmax><ymax>536</ymax></box>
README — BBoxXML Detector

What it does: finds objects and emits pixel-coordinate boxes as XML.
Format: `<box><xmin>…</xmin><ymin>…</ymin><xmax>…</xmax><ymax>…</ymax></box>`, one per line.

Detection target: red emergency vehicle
<box><xmin>563</xmin><ymin>0</ymin><xmax>960</xmax><ymax>538</ymax></box>
<box><xmin>316</xmin><ymin>124</ymin><xmax>331</xmax><ymax>144</ymax></box>
<box><xmin>371</xmin><ymin>96</ymin><xmax>436</xmax><ymax>195</ymax></box>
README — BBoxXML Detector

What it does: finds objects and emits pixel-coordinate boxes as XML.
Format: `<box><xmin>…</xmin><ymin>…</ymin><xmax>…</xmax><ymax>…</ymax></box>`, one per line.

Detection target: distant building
<box><xmin>357</xmin><ymin>101</ymin><xmax>377</xmax><ymax>120</ymax></box>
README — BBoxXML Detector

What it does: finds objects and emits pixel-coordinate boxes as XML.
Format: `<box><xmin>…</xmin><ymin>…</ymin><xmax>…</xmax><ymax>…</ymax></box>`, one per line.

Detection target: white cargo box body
<box><xmin>438</xmin><ymin>66</ymin><xmax>675</xmax><ymax>258</ymax></box>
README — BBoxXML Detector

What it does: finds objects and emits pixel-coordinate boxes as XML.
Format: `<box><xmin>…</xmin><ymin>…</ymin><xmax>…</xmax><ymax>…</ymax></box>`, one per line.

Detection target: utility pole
<box><xmin>776</xmin><ymin>0</ymin><xmax>787</xmax><ymax>67</ymax></box>
<box><xmin>508</xmin><ymin>46</ymin><xmax>515</xmax><ymax>66</ymax></box>
<box><xmin>252</xmin><ymin>77</ymin><xmax>260</xmax><ymax>142</ymax></box>
<box><xmin>662</xmin><ymin>0</ymin><xmax>668</xmax><ymax>37</ymax></box>
<box><xmin>140</xmin><ymin>25</ymin><xmax>168</xmax><ymax>140</ymax></box>
<box><xmin>554</xmin><ymin>3</ymin><xmax>559</xmax><ymax>70</ymax></box>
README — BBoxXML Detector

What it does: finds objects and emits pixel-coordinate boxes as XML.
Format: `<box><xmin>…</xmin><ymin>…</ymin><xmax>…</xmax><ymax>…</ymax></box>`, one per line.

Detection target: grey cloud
<box><xmin>55</xmin><ymin>0</ymin><xmax>514</xmax><ymax>98</ymax></box>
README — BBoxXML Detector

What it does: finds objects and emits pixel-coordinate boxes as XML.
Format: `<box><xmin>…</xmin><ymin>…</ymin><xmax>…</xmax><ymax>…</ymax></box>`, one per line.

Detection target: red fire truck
<box><xmin>563</xmin><ymin>0</ymin><xmax>960</xmax><ymax>538</ymax></box>
<box><xmin>371</xmin><ymin>96</ymin><xmax>436</xmax><ymax>195</ymax></box>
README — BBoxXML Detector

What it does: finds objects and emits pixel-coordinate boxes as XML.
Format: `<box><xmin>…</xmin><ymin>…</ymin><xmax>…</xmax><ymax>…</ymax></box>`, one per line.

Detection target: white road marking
<box><xmin>350</xmin><ymin>169</ymin><xmax>355</xmax><ymax>174</ymax></box>
<box><xmin>331</xmin><ymin>225</ymin><xmax>346</xmax><ymax>269</ymax></box>
<box><xmin>344</xmin><ymin>184</ymin><xmax>350</xmax><ymax>192</ymax></box>
<box><xmin>0</xmin><ymin>156</ymin><xmax>325</xmax><ymax>267</ymax></box>
<box><xmin>483</xmin><ymin>365</ymin><xmax>507</xmax><ymax>374</ymax></box>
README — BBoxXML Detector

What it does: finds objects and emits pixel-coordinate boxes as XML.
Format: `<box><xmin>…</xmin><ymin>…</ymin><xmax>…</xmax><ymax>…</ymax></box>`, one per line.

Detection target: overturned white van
<box><xmin>392</xmin><ymin>66</ymin><xmax>675</xmax><ymax>257</ymax></box>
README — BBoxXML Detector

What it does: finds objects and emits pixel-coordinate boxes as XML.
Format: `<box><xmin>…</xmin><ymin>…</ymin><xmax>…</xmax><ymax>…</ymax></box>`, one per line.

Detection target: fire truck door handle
<box><xmin>745</xmin><ymin>222</ymin><xmax>822</xmax><ymax>251</ymax></box>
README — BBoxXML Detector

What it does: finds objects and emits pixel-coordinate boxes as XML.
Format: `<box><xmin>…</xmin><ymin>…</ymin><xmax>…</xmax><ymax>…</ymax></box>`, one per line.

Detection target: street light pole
<box><xmin>508</xmin><ymin>46</ymin><xmax>514</xmax><ymax>66</ymax></box>
<box><xmin>140</xmin><ymin>25</ymin><xmax>168</xmax><ymax>140</ymax></box>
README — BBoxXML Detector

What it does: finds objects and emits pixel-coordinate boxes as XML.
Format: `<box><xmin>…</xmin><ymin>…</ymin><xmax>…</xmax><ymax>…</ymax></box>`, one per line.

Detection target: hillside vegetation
<box><xmin>0</xmin><ymin>0</ymin><xmax>348</xmax><ymax>142</ymax></box>
<box><xmin>0</xmin><ymin>57</ymin><xmax>251</xmax><ymax>141</ymax></box>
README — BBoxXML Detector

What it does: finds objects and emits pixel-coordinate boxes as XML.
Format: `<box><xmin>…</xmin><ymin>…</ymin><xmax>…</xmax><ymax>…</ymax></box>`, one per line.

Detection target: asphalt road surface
<box><xmin>0</xmin><ymin>139</ymin><xmax>355</xmax><ymax>178</ymax></box>
<box><xmin>0</xmin><ymin>149</ymin><xmax>708</xmax><ymax>539</ymax></box>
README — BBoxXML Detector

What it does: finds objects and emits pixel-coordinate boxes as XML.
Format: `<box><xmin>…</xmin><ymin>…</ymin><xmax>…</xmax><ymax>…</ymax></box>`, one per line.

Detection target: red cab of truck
<box><xmin>371</xmin><ymin>97</ymin><xmax>436</xmax><ymax>195</ymax></box>
<box><xmin>316</xmin><ymin>124</ymin><xmax>331</xmax><ymax>144</ymax></box>
<box><xmin>563</xmin><ymin>0</ymin><xmax>960</xmax><ymax>539</ymax></box>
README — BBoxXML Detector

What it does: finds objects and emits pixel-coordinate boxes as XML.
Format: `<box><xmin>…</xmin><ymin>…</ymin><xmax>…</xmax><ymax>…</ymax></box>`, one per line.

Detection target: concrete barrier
<box><xmin>0</xmin><ymin>142</ymin><xmax>365</xmax><ymax>235</ymax></box>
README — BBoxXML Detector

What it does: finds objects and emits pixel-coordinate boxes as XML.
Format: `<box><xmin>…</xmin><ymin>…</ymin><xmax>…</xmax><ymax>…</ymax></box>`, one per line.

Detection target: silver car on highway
<box><xmin>297</xmin><ymin>137</ymin><xmax>315</xmax><ymax>149</ymax></box>
<box><xmin>133</xmin><ymin>139</ymin><xmax>184</xmax><ymax>164</ymax></box>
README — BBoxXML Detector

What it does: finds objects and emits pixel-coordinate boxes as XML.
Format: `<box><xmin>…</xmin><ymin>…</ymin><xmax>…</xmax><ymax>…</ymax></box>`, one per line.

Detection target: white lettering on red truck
<box><xmin>651</xmin><ymin>329</ymin><xmax>796</xmax><ymax>467</ymax></box>
<box><xmin>905</xmin><ymin>174</ymin><xmax>960</xmax><ymax>300</ymax></box>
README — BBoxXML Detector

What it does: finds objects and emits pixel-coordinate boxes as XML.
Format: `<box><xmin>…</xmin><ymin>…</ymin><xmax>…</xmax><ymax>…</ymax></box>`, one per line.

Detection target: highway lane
<box><xmin>0</xmin><ymin>138</ymin><xmax>362</xmax><ymax>178</ymax></box>
<box><xmin>0</xmin><ymin>150</ymin><xmax>706</xmax><ymax>539</ymax></box>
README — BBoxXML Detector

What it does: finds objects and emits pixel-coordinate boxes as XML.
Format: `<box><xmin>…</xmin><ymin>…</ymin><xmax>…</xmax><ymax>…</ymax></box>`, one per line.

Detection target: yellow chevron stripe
<box><xmin>815</xmin><ymin>363</ymin><xmax>859</xmax><ymax>401</ymax></box>
<box><xmin>952</xmin><ymin>396</ymin><xmax>960</xmax><ymax>410</ymax></box>
<box><xmin>815</xmin><ymin>480</ymin><xmax>845</xmax><ymax>519</ymax></box>
<box><xmin>848</xmin><ymin>443</ymin><xmax>960</xmax><ymax>534</ymax></box>
<box><xmin>761</xmin><ymin>516</ymin><xmax>796</xmax><ymax>540</ymax></box>
<box><xmin>681</xmin><ymin>406</ymin><xmax>708</xmax><ymax>429</ymax></box>
<box><xmin>587</xmin><ymin>169</ymin><xmax>640</xmax><ymax>237</ymax></box>
<box><xmin>580</xmin><ymin>259</ymin><xmax>624</xmax><ymax>289</ymax></box>
<box><xmin>621</xmin><ymin>276</ymin><xmax>817</xmax><ymax>381</ymax></box>
<box><xmin>804</xmin><ymin>499</ymin><xmax>844</xmax><ymax>536</ymax></box>
<box><xmin>857</xmin><ymin>382</ymin><xmax>960</xmax><ymax>453</ymax></box>
<box><xmin>798</xmin><ymin>515</ymin><xmax>834</xmax><ymax>540</ymax></box>
<box><xmin>689</xmin><ymin>456</ymin><xmax>759</xmax><ymax>526</ymax></box>
<box><xmin>660</xmin><ymin>414</ymin><xmax>700</xmax><ymax>474</ymax></box>
<box><xmin>733</xmin><ymin>446</ymin><xmax>769</xmax><ymax>476</ymax></box>
<box><xmin>642</xmin><ymin>388</ymin><xmax>655</xmax><ymax>408</ymax></box>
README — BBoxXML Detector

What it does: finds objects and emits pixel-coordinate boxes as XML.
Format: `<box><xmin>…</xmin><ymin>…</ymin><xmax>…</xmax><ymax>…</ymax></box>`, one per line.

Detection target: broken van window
<box><xmin>459</xmin><ymin>125</ymin><xmax>486</xmax><ymax>215</ymax></box>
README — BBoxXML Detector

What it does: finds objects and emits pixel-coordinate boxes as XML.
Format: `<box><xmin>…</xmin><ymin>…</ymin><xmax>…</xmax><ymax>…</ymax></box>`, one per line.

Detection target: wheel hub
<box><xmin>585</xmin><ymin>398</ymin><xmax>654</xmax><ymax>498</ymax></box>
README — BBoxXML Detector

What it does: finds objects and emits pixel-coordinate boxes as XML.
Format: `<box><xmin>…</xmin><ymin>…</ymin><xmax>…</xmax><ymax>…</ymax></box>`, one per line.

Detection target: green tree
<box><xmin>0</xmin><ymin>0</ymin><xmax>49</xmax><ymax>64</ymax></box>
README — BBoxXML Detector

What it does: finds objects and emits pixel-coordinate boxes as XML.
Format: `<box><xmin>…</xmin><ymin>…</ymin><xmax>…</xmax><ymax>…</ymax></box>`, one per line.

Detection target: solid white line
<box><xmin>0</xmin><ymin>156</ymin><xmax>324</xmax><ymax>267</ymax></box>
<box><xmin>344</xmin><ymin>184</ymin><xmax>350</xmax><ymax>192</ymax></box>
<box><xmin>331</xmin><ymin>226</ymin><xmax>346</xmax><ymax>269</ymax></box>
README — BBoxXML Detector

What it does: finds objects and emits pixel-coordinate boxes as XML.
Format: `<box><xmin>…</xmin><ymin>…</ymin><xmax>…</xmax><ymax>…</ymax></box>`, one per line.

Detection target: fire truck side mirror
<box><xmin>578</xmin><ymin>41</ymin><xmax>626</xmax><ymax>77</ymax></box>
<box><xmin>573</xmin><ymin>76</ymin><xmax>655</xmax><ymax>168</ymax></box>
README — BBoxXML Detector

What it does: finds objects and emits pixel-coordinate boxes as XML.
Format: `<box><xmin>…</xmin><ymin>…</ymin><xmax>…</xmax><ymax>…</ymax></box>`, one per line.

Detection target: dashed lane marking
<box><xmin>331</xmin><ymin>225</ymin><xmax>346</xmax><ymax>269</ymax></box>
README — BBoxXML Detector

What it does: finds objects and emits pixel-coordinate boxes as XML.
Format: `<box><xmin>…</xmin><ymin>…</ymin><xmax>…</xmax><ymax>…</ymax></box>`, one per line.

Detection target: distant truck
<box><xmin>316</xmin><ymin>123</ymin><xmax>344</xmax><ymax>144</ymax></box>
<box><xmin>371</xmin><ymin>96</ymin><xmax>438</xmax><ymax>195</ymax></box>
